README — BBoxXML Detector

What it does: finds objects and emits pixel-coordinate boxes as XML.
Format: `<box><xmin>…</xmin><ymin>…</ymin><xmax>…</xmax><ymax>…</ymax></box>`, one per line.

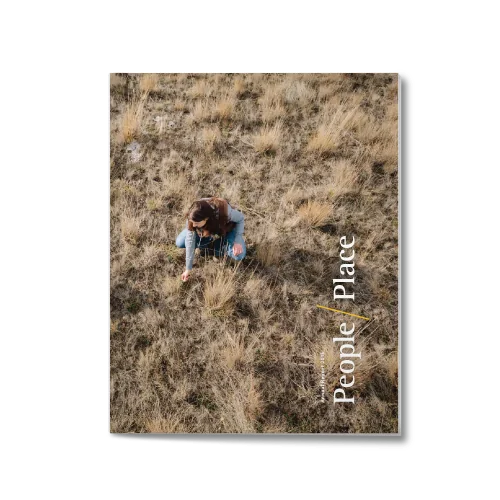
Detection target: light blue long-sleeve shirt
<box><xmin>185</xmin><ymin>203</ymin><xmax>245</xmax><ymax>271</ymax></box>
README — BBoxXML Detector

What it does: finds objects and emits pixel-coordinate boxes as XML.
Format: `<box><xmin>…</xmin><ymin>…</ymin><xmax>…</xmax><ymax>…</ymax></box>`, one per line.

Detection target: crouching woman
<box><xmin>175</xmin><ymin>197</ymin><xmax>247</xmax><ymax>282</ymax></box>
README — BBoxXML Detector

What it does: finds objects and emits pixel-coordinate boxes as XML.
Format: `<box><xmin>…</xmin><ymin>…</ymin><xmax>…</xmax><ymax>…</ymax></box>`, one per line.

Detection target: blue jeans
<box><xmin>175</xmin><ymin>227</ymin><xmax>247</xmax><ymax>261</ymax></box>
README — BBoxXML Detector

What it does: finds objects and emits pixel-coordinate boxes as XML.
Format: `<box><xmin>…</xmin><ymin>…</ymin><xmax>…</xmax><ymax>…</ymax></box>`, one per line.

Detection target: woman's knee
<box><xmin>175</xmin><ymin>229</ymin><xmax>186</xmax><ymax>248</ymax></box>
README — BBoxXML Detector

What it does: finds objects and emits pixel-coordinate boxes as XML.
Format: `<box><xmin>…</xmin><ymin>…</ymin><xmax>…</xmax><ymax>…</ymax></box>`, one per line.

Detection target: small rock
<box><xmin>126</xmin><ymin>141</ymin><xmax>140</xmax><ymax>152</ymax></box>
<box><xmin>130</xmin><ymin>151</ymin><xmax>142</xmax><ymax>164</ymax></box>
<box><xmin>126</xmin><ymin>141</ymin><xmax>142</xmax><ymax>163</ymax></box>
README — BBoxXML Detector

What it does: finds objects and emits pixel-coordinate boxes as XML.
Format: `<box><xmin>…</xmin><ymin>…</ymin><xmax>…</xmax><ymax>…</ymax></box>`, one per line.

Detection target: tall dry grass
<box><xmin>212</xmin><ymin>96</ymin><xmax>235</xmax><ymax>121</ymax></box>
<box><xmin>297</xmin><ymin>201</ymin><xmax>331</xmax><ymax>227</ymax></box>
<box><xmin>252</xmin><ymin>122</ymin><xmax>282</xmax><ymax>153</ymax></box>
<box><xmin>307</xmin><ymin>105</ymin><xmax>359</xmax><ymax>155</ymax></box>
<box><xmin>139</xmin><ymin>73</ymin><xmax>160</xmax><ymax>93</ymax></box>
<box><xmin>201</xmin><ymin>126</ymin><xmax>222</xmax><ymax>153</ymax></box>
<box><xmin>203</xmin><ymin>262</ymin><xmax>239</xmax><ymax>316</ymax></box>
<box><xmin>116</xmin><ymin>89</ymin><xmax>152</xmax><ymax>144</ymax></box>
<box><xmin>256</xmin><ymin>239</ymin><xmax>281</xmax><ymax>266</ymax></box>
<box><xmin>233</xmin><ymin>76</ymin><xmax>246</xmax><ymax>97</ymax></box>
<box><xmin>187</xmin><ymin>79</ymin><xmax>213</xmax><ymax>98</ymax></box>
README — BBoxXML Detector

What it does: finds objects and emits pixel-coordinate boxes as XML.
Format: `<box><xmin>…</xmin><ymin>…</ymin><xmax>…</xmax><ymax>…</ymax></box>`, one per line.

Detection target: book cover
<box><xmin>110</xmin><ymin>73</ymin><xmax>400</xmax><ymax>434</ymax></box>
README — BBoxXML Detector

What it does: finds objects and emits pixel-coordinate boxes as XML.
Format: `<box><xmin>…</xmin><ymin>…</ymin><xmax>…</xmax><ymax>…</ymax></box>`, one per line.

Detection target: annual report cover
<box><xmin>110</xmin><ymin>73</ymin><xmax>400</xmax><ymax>434</ymax></box>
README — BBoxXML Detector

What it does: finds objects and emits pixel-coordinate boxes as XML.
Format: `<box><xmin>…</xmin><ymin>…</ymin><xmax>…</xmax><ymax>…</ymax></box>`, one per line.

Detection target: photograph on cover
<box><xmin>110</xmin><ymin>73</ymin><xmax>399</xmax><ymax>434</ymax></box>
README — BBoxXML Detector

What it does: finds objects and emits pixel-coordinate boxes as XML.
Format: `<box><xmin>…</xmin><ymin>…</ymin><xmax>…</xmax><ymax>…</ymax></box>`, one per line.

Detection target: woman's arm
<box><xmin>227</xmin><ymin>205</ymin><xmax>245</xmax><ymax>255</ymax></box>
<box><xmin>228</xmin><ymin>204</ymin><xmax>244</xmax><ymax>235</ymax></box>
<box><xmin>184</xmin><ymin>220</ymin><xmax>196</xmax><ymax>271</ymax></box>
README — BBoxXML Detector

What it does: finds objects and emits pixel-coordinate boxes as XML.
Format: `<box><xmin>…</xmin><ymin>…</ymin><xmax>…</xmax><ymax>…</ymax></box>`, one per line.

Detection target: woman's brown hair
<box><xmin>184</xmin><ymin>197</ymin><xmax>233</xmax><ymax>236</ymax></box>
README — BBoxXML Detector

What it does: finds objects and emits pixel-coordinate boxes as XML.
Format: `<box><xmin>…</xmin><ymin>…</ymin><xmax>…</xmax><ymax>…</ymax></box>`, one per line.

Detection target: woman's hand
<box><xmin>181</xmin><ymin>270</ymin><xmax>191</xmax><ymax>282</ymax></box>
<box><xmin>233</xmin><ymin>243</ymin><xmax>243</xmax><ymax>257</ymax></box>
